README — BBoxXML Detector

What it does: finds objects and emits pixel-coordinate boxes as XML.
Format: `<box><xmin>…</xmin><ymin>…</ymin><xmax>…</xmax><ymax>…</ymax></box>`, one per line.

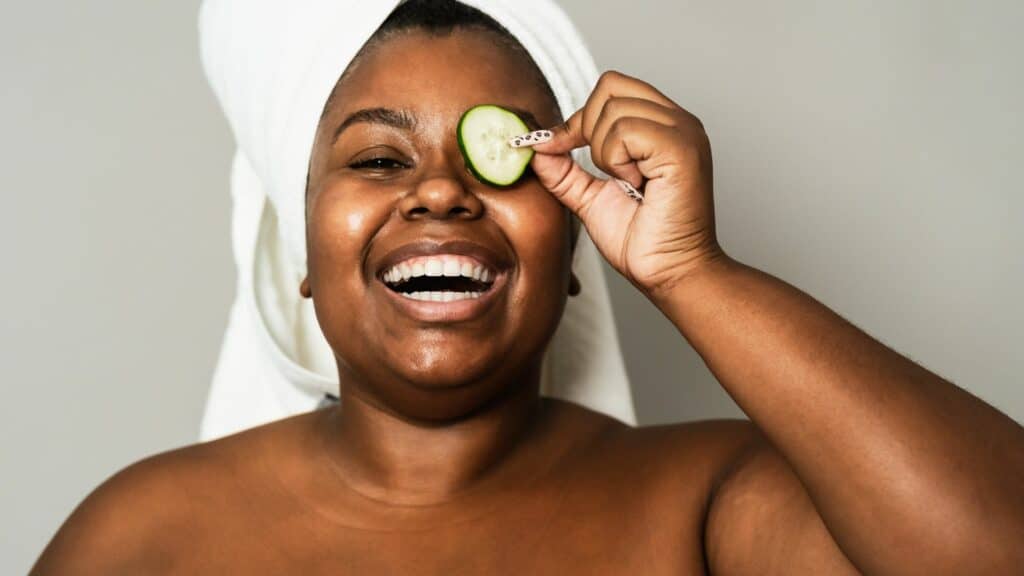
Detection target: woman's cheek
<box><xmin>307</xmin><ymin>188</ymin><xmax>391</xmax><ymax>355</ymax></box>
<box><xmin>308</xmin><ymin>185</ymin><xmax>388</xmax><ymax>298</ymax></box>
<box><xmin>500</xmin><ymin>190</ymin><xmax>572</xmax><ymax>300</ymax></box>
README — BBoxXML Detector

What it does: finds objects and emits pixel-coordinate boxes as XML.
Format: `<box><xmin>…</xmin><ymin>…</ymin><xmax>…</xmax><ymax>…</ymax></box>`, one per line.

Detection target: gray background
<box><xmin>2</xmin><ymin>1</ymin><xmax>1021</xmax><ymax>572</ymax></box>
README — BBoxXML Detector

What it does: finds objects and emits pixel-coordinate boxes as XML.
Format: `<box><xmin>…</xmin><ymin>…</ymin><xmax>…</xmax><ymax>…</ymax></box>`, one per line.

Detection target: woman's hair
<box><xmin>324</xmin><ymin>0</ymin><xmax>559</xmax><ymax>124</ymax></box>
<box><xmin>373</xmin><ymin>0</ymin><xmax>530</xmax><ymax>49</ymax></box>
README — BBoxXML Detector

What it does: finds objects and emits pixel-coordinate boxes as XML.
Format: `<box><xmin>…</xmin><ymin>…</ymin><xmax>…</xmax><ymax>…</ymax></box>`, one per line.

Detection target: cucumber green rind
<box><xmin>457</xmin><ymin>104</ymin><xmax>535</xmax><ymax>187</ymax></box>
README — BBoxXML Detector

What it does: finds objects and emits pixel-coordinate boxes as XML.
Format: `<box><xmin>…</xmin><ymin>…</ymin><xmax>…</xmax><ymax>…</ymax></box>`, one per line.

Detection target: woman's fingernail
<box><xmin>508</xmin><ymin>130</ymin><xmax>553</xmax><ymax>148</ymax></box>
<box><xmin>616</xmin><ymin>178</ymin><xmax>644</xmax><ymax>202</ymax></box>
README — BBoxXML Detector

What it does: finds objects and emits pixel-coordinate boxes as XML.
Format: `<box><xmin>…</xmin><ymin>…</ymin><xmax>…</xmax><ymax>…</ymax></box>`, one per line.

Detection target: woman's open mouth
<box><xmin>377</xmin><ymin>253</ymin><xmax>508</xmax><ymax>322</ymax></box>
<box><xmin>382</xmin><ymin>254</ymin><xmax>495</xmax><ymax>301</ymax></box>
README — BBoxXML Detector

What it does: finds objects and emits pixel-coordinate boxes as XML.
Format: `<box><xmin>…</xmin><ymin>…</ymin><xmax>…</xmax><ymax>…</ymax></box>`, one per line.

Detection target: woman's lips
<box><xmin>377</xmin><ymin>270</ymin><xmax>508</xmax><ymax>323</ymax></box>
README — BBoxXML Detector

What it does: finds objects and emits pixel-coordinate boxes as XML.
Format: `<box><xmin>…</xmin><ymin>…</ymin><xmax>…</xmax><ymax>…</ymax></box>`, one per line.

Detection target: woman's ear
<box><xmin>569</xmin><ymin>271</ymin><xmax>581</xmax><ymax>296</ymax></box>
<box><xmin>300</xmin><ymin>277</ymin><xmax>312</xmax><ymax>298</ymax></box>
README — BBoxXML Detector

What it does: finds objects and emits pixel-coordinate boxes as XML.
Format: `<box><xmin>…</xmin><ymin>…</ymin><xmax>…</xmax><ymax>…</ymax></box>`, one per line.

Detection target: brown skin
<box><xmin>32</xmin><ymin>30</ymin><xmax>1024</xmax><ymax>575</ymax></box>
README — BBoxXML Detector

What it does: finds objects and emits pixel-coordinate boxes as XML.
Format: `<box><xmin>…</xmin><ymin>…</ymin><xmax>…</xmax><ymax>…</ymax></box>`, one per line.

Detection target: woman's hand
<box><xmin>530</xmin><ymin>70</ymin><xmax>725</xmax><ymax>298</ymax></box>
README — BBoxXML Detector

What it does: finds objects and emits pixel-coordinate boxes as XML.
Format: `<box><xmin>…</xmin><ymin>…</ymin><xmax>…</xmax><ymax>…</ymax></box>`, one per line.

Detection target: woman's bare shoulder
<box><xmin>553</xmin><ymin>399</ymin><xmax>762</xmax><ymax>496</ymax></box>
<box><xmin>629</xmin><ymin>418</ymin><xmax>766</xmax><ymax>499</ymax></box>
<box><xmin>559</xmin><ymin>396</ymin><xmax>759</xmax><ymax>468</ymax></box>
<box><xmin>30</xmin><ymin>414</ymin><xmax>308</xmax><ymax>575</ymax></box>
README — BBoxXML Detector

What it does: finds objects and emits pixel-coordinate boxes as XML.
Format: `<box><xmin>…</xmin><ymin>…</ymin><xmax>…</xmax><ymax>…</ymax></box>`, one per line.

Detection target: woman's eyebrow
<box><xmin>332</xmin><ymin>107</ymin><xmax>417</xmax><ymax>144</ymax></box>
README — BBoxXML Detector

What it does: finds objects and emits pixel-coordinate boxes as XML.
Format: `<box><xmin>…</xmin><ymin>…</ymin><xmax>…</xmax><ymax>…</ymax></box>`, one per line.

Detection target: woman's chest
<box><xmin>176</xmin><ymin>473</ymin><xmax>710</xmax><ymax>575</ymax></box>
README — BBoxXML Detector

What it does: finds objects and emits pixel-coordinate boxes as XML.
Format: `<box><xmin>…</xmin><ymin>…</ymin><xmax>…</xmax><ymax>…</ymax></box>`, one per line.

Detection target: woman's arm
<box><xmin>530</xmin><ymin>70</ymin><xmax>1024</xmax><ymax>574</ymax></box>
<box><xmin>659</xmin><ymin>253</ymin><xmax>1024</xmax><ymax>575</ymax></box>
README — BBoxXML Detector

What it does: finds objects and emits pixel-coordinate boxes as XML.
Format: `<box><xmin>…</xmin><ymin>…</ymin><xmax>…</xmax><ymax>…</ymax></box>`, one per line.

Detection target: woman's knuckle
<box><xmin>678</xmin><ymin>109</ymin><xmax>705</xmax><ymax>131</ymax></box>
<box><xmin>599</xmin><ymin>69</ymin><xmax>624</xmax><ymax>85</ymax></box>
<box><xmin>609</xmin><ymin>115</ymin><xmax>640</xmax><ymax>136</ymax></box>
<box><xmin>603</xmin><ymin>97</ymin><xmax>626</xmax><ymax>117</ymax></box>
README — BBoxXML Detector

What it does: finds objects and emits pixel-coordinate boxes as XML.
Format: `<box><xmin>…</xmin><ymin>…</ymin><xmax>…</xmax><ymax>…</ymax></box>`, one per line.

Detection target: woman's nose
<box><xmin>399</xmin><ymin>175</ymin><xmax>483</xmax><ymax>221</ymax></box>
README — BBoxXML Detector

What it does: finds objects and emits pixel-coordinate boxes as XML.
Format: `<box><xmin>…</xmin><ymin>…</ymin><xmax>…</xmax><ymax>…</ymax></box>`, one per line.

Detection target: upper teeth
<box><xmin>382</xmin><ymin>255</ymin><xmax>494</xmax><ymax>285</ymax></box>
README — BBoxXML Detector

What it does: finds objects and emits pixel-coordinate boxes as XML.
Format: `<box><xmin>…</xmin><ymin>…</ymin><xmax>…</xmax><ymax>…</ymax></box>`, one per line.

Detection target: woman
<box><xmin>32</xmin><ymin>1</ymin><xmax>1024</xmax><ymax>573</ymax></box>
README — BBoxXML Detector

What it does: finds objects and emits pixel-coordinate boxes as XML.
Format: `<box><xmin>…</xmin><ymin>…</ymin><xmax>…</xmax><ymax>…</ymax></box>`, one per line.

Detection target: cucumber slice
<box><xmin>457</xmin><ymin>105</ymin><xmax>534</xmax><ymax>186</ymax></box>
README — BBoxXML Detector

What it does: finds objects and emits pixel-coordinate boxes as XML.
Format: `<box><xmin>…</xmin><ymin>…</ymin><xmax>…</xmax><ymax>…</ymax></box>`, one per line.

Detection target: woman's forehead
<box><xmin>324</xmin><ymin>30</ymin><xmax>561</xmax><ymax>128</ymax></box>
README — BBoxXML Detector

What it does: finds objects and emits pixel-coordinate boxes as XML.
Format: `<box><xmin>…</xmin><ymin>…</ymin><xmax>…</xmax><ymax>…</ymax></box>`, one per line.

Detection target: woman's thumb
<box><xmin>530</xmin><ymin>152</ymin><xmax>601</xmax><ymax>218</ymax></box>
<box><xmin>519</xmin><ymin>109</ymin><xmax>604</xmax><ymax>217</ymax></box>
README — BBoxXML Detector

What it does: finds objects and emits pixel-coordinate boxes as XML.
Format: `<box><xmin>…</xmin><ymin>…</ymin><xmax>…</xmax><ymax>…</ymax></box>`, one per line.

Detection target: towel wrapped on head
<box><xmin>197</xmin><ymin>0</ymin><xmax>636</xmax><ymax>440</ymax></box>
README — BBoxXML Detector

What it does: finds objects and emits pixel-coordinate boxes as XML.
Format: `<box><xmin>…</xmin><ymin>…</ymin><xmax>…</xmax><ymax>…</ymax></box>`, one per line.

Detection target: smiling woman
<box><xmin>197</xmin><ymin>0</ymin><xmax>628</xmax><ymax>443</ymax></box>
<box><xmin>30</xmin><ymin>0</ymin><xmax>1024</xmax><ymax>574</ymax></box>
<box><xmin>301</xmin><ymin>20</ymin><xmax>579</xmax><ymax>421</ymax></box>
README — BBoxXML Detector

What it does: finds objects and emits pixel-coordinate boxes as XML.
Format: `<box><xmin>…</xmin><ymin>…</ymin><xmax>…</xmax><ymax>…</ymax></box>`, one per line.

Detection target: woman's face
<box><xmin>304</xmin><ymin>30</ymin><xmax>573</xmax><ymax>420</ymax></box>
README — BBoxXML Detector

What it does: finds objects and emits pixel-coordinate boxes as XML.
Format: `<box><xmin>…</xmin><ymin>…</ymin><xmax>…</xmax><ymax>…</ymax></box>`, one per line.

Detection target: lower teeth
<box><xmin>402</xmin><ymin>291</ymin><xmax>483</xmax><ymax>302</ymax></box>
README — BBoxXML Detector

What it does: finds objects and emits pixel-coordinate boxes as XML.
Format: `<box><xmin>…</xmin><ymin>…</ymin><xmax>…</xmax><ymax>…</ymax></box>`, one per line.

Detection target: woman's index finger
<box><xmin>529</xmin><ymin>109</ymin><xmax>586</xmax><ymax>154</ymax></box>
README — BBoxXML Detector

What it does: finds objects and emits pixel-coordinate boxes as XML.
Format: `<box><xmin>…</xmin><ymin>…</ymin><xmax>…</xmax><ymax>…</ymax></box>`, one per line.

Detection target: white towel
<box><xmin>197</xmin><ymin>0</ymin><xmax>637</xmax><ymax>441</ymax></box>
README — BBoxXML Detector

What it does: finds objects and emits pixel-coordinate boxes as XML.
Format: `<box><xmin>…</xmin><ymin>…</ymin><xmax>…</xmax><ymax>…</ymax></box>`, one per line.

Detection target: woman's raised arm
<box><xmin>529</xmin><ymin>69</ymin><xmax>1024</xmax><ymax>575</ymax></box>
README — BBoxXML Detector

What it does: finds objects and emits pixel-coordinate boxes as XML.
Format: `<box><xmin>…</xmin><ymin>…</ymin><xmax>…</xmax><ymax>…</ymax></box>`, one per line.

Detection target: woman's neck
<box><xmin>321</xmin><ymin>369</ymin><xmax>550</xmax><ymax>506</ymax></box>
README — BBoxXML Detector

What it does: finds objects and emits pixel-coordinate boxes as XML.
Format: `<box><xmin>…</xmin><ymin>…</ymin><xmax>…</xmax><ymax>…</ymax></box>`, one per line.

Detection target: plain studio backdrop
<box><xmin>2</xmin><ymin>1</ymin><xmax>1021</xmax><ymax>572</ymax></box>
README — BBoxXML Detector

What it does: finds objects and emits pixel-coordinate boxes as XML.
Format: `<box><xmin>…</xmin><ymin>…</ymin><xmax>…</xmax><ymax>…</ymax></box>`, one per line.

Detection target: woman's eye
<box><xmin>349</xmin><ymin>157</ymin><xmax>409</xmax><ymax>171</ymax></box>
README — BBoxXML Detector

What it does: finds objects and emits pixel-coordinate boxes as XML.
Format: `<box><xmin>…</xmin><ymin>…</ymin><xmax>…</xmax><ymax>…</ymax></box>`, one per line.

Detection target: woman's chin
<box><xmin>357</xmin><ymin>352</ymin><xmax>536</xmax><ymax>421</ymax></box>
<box><xmin>392</xmin><ymin>356</ymin><xmax>501</xmax><ymax>392</ymax></box>
<box><xmin>372</xmin><ymin>375</ymin><xmax>525</xmax><ymax>423</ymax></box>
<box><xmin>376</xmin><ymin>333</ymin><xmax>505</xmax><ymax>384</ymax></box>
